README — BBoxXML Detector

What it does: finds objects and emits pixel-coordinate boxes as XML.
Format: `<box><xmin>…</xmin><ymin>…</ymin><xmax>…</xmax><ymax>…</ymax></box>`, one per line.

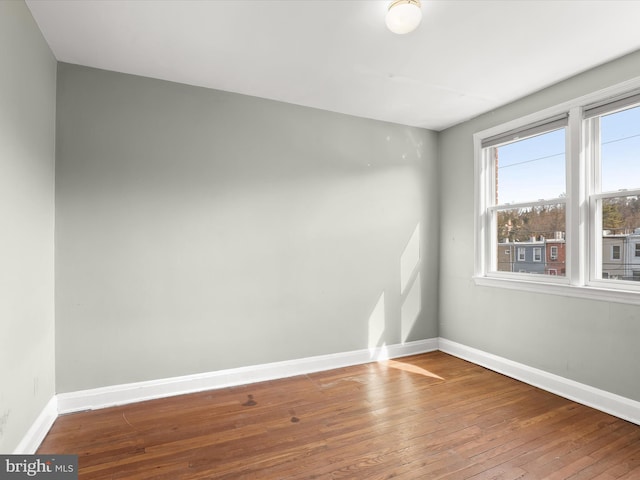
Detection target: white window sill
<box><xmin>473</xmin><ymin>275</ymin><xmax>640</xmax><ymax>306</ymax></box>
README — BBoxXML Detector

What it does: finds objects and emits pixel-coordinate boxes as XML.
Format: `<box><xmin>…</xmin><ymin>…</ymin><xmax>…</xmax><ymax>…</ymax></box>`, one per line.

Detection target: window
<box><xmin>480</xmin><ymin>116</ymin><xmax>567</xmax><ymax>277</ymax></box>
<box><xmin>475</xmin><ymin>83</ymin><xmax>640</xmax><ymax>304</ymax></box>
<box><xmin>612</xmin><ymin>245</ymin><xmax>621</xmax><ymax>260</ymax></box>
<box><xmin>533</xmin><ymin>248</ymin><xmax>542</xmax><ymax>262</ymax></box>
<box><xmin>586</xmin><ymin>98</ymin><xmax>640</xmax><ymax>286</ymax></box>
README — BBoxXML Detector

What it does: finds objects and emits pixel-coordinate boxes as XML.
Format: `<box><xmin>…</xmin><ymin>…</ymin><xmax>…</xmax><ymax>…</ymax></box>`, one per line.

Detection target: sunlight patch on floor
<box><xmin>383</xmin><ymin>359</ymin><xmax>444</xmax><ymax>380</ymax></box>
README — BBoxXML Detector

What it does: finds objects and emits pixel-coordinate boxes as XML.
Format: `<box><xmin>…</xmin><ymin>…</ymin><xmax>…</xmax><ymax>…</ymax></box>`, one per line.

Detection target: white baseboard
<box><xmin>27</xmin><ymin>336</ymin><xmax>639</xmax><ymax>453</ymax></box>
<box><xmin>12</xmin><ymin>396</ymin><xmax>58</xmax><ymax>454</ymax></box>
<box><xmin>57</xmin><ymin>338</ymin><xmax>439</xmax><ymax>414</ymax></box>
<box><xmin>439</xmin><ymin>338</ymin><xmax>640</xmax><ymax>426</ymax></box>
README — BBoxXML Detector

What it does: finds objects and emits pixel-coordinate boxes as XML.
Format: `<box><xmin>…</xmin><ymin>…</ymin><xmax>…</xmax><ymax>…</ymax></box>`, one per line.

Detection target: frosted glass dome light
<box><xmin>385</xmin><ymin>0</ymin><xmax>422</xmax><ymax>35</ymax></box>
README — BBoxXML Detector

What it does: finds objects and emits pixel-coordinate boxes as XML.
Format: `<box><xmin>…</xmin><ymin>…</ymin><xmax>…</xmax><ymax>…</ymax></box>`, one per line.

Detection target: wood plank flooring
<box><xmin>38</xmin><ymin>352</ymin><xmax>640</xmax><ymax>479</ymax></box>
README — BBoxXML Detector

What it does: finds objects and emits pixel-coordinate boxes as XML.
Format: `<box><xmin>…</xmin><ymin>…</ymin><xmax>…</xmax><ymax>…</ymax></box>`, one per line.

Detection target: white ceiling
<box><xmin>25</xmin><ymin>0</ymin><xmax>640</xmax><ymax>131</ymax></box>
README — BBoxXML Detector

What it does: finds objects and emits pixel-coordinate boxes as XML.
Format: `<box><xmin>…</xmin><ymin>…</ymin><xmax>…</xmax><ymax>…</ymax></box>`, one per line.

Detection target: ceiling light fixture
<box><xmin>385</xmin><ymin>0</ymin><xmax>422</xmax><ymax>35</ymax></box>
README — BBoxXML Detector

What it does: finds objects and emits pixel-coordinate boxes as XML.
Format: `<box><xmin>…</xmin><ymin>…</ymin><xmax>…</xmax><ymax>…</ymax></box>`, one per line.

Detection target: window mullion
<box><xmin>567</xmin><ymin>106</ymin><xmax>585</xmax><ymax>286</ymax></box>
<box><xmin>586</xmin><ymin>116</ymin><xmax>602</xmax><ymax>284</ymax></box>
<box><xmin>486</xmin><ymin>147</ymin><xmax>498</xmax><ymax>274</ymax></box>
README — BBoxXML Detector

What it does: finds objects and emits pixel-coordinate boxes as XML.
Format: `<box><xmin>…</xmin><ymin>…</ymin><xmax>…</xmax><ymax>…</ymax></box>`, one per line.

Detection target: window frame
<box><xmin>474</xmin><ymin>77</ymin><xmax>640</xmax><ymax>305</ymax></box>
<box><xmin>477</xmin><ymin>117</ymin><xmax>570</xmax><ymax>286</ymax></box>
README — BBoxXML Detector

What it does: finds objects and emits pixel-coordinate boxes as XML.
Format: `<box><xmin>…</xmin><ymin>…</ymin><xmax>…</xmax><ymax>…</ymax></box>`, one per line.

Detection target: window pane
<box><xmin>600</xmin><ymin>196</ymin><xmax>640</xmax><ymax>281</ymax></box>
<box><xmin>600</xmin><ymin>104</ymin><xmax>640</xmax><ymax>193</ymax></box>
<box><xmin>495</xmin><ymin>129</ymin><xmax>566</xmax><ymax>205</ymax></box>
<box><xmin>495</xmin><ymin>204</ymin><xmax>566</xmax><ymax>276</ymax></box>
<box><xmin>612</xmin><ymin>245</ymin><xmax>621</xmax><ymax>260</ymax></box>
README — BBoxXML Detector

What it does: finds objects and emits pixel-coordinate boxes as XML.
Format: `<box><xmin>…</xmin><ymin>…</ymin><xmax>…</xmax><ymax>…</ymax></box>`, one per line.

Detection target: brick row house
<box><xmin>498</xmin><ymin>229</ymin><xmax>640</xmax><ymax>280</ymax></box>
<box><xmin>497</xmin><ymin>234</ymin><xmax>566</xmax><ymax>276</ymax></box>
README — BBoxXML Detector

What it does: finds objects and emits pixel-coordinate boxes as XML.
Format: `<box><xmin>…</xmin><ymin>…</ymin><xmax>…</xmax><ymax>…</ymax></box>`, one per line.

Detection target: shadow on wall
<box><xmin>368</xmin><ymin>223</ymin><xmax>422</xmax><ymax>359</ymax></box>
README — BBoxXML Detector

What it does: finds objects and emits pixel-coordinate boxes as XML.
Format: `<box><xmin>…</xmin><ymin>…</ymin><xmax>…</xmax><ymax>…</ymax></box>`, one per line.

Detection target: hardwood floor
<box><xmin>38</xmin><ymin>352</ymin><xmax>640</xmax><ymax>479</ymax></box>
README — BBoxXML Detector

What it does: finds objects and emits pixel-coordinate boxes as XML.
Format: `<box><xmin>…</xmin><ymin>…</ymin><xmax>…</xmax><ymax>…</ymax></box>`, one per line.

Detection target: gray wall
<box><xmin>0</xmin><ymin>1</ymin><xmax>57</xmax><ymax>452</ymax></box>
<box><xmin>439</xmin><ymin>50</ymin><xmax>640</xmax><ymax>402</ymax></box>
<box><xmin>55</xmin><ymin>63</ymin><xmax>439</xmax><ymax>393</ymax></box>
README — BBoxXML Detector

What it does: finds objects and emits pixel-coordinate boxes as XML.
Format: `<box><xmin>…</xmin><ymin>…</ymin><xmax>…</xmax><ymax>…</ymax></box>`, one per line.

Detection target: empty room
<box><xmin>2</xmin><ymin>0</ymin><xmax>640</xmax><ymax>478</ymax></box>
